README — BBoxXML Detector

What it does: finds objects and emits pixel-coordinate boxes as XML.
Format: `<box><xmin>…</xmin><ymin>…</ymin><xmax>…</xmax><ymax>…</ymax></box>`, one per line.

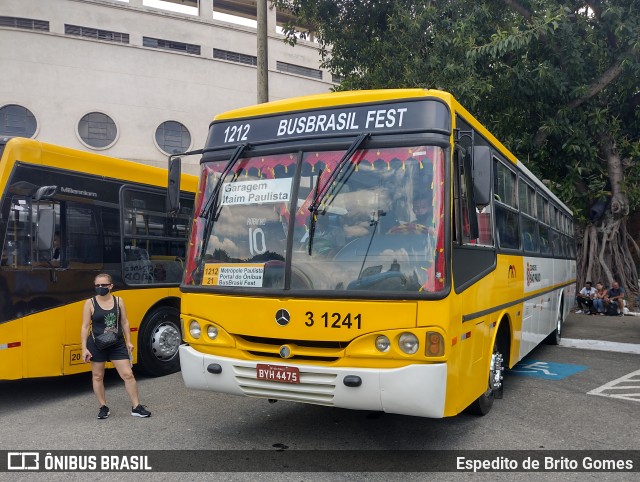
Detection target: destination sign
<box><xmin>207</xmin><ymin>99</ymin><xmax>450</xmax><ymax>147</ymax></box>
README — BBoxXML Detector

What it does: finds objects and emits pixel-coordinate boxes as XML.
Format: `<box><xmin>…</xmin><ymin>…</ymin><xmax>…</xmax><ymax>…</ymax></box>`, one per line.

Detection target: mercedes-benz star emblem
<box><xmin>279</xmin><ymin>345</ymin><xmax>292</xmax><ymax>358</ymax></box>
<box><xmin>275</xmin><ymin>308</ymin><xmax>291</xmax><ymax>326</ymax></box>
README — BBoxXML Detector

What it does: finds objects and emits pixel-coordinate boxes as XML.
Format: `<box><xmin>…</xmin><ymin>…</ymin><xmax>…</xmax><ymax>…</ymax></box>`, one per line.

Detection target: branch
<box><xmin>534</xmin><ymin>48</ymin><xmax>635</xmax><ymax>147</ymax></box>
<box><xmin>567</xmin><ymin>56</ymin><xmax>627</xmax><ymax>110</ymax></box>
<box><xmin>600</xmin><ymin>132</ymin><xmax>628</xmax><ymax>216</ymax></box>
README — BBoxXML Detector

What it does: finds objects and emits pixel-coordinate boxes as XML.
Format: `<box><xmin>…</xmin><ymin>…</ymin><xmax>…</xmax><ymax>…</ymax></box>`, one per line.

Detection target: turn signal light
<box><xmin>425</xmin><ymin>331</ymin><xmax>444</xmax><ymax>357</ymax></box>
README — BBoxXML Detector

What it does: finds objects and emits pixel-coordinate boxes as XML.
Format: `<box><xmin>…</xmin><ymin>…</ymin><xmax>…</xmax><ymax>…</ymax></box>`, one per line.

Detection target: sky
<box><xmin>138</xmin><ymin>0</ymin><xmax>258</xmax><ymax>28</ymax></box>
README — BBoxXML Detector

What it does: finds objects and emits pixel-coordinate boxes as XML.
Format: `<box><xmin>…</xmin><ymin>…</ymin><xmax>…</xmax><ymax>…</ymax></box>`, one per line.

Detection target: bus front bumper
<box><xmin>179</xmin><ymin>345</ymin><xmax>447</xmax><ymax>418</ymax></box>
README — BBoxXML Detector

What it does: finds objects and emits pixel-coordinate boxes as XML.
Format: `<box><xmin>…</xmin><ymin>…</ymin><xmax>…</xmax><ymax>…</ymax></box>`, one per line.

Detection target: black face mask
<box><xmin>95</xmin><ymin>286</ymin><xmax>110</xmax><ymax>297</ymax></box>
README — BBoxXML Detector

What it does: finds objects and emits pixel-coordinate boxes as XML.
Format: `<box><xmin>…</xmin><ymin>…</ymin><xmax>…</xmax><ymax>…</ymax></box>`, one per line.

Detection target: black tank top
<box><xmin>91</xmin><ymin>296</ymin><xmax>122</xmax><ymax>338</ymax></box>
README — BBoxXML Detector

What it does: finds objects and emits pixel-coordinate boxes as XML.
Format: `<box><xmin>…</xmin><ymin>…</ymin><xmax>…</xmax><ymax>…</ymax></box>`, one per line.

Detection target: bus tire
<box><xmin>137</xmin><ymin>305</ymin><xmax>181</xmax><ymax>377</ymax></box>
<box><xmin>544</xmin><ymin>300</ymin><xmax>563</xmax><ymax>345</ymax></box>
<box><xmin>465</xmin><ymin>336</ymin><xmax>504</xmax><ymax>416</ymax></box>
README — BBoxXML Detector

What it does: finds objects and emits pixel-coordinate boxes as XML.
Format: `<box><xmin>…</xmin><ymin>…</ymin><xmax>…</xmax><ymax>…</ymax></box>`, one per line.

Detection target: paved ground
<box><xmin>563</xmin><ymin>309</ymin><xmax>640</xmax><ymax>346</ymax></box>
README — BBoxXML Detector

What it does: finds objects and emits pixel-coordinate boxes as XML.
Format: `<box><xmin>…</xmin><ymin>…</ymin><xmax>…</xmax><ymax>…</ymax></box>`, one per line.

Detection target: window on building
<box><xmin>0</xmin><ymin>104</ymin><xmax>37</xmax><ymax>137</ymax></box>
<box><xmin>77</xmin><ymin>112</ymin><xmax>118</xmax><ymax>149</ymax></box>
<box><xmin>0</xmin><ymin>16</ymin><xmax>49</xmax><ymax>31</ymax></box>
<box><xmin>276</xmin><ymin>61</ymin><xmax>322</xmax><ymax>80</ymax></box>
<box><xmin>155</xmin><ymin>121</ymin><xmax>191</xmax><ymax>155</ymax></box>
<box><xmin>65</xmin><ymin>24</ymin><xmax>130</xmax><ymax>44</ymax></box>
<box><xmin>213</xmin><ymin>48</ymin><xmax>257</xmax><ymax>66</ymax></box>
<box><xmin>143</xmin><ymin>36</ymin><xmax>200</xmax><ymax>55</ymax></box>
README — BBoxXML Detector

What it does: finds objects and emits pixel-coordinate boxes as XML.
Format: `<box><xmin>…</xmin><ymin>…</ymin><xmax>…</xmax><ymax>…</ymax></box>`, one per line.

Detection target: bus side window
<box><xmin>495</xmin><ymin>205</ymin><xmax>520</xmax><ymax>249</ymax></box>
<box><xmin>2</xmin><ymin>196</ymin><xmax>31</xmax><ymax>268</ymax></box>
<box><xmin>66</xmin><ymin>204</ymin><xmax>102</xmax><ymax>265</ymax></box>
<box><xmin>476</xmin><ymin>206</ymin><xmax>493</xmax><ymax>246</ymax></box>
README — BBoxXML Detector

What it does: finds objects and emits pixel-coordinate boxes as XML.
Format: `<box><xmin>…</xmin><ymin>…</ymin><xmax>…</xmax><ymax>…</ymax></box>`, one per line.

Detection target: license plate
<box><xmin>256</xmin><ymin>364</ymin><xmax>300</xmax><ymax>384</ymax></box>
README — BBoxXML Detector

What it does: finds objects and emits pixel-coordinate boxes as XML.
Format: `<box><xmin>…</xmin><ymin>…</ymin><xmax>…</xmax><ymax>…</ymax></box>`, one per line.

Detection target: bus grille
<box><xmin>237</xmin><ymin>335</ymin><xmax>348</xmax><ymax>349</ymax></box>
<box><xmin>247</xmin><ymin>351</ymin><xmax>339</xmax><ymax>362</ymax></box>
<box><xmin>236</xmin><ymin>335</ymin><xmax>346</xmax><ymax>362</ymax></box>
<box><xmin>232</xmin><ymin>365</ymin><xmax>338</xmax><ymax>406</ymax></box>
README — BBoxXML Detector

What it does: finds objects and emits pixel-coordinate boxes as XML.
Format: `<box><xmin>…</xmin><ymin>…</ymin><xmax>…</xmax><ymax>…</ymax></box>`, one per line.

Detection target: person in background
<box><xmin>81</xmin><ymin>273</ymin><xmax>151</xmax><ymax>419</ymax></box>
<box><xmin>51</xmin><ymin>231</ymin><xmax>61</xmax><ymax>266</ymax></box>
<box><xmin>592</xmin><ymin>282</ymin><xmax>607</xmax><ymax>315</ymax></box>
<box><xmin>604</xmin><ymin>280</ymin><xmax>625</xmax><ymax>316</ymax></box>
<box><xmin>575</xmin><ymin>281</ymin><xmax>596</xmax><ymax>314</ymax></box>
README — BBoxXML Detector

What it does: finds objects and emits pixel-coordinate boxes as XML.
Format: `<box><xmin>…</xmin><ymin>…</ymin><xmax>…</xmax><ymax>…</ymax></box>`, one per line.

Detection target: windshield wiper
<box><xmin>307</xmin><ymin>133</ymin><xmax>369</xmax><ymax>255</ymax></box>
<box><xmin>197</xmin><ymin>143</ymin><xmax>249</xmax><ymax>273</ymax></box>
<box><xmin>306</xmin><ymin>168</ymin><xmax>324</xmax><ymax>255</ymax></box>
<box><xmin>199</xmin><ymin>143</ymin><xmax>249</xmax><ymax>219</ymax></box>
<box><xmin>357</xmin><ymin>209</ymin><xmax>386</xmax><ymax>280</ymax></box>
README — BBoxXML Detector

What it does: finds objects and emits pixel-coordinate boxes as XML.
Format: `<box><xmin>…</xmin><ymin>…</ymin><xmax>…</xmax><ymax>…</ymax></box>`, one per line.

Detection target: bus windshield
<box><xmin>186</xmin><ymin>145</ymin><xmax>446</xmax><ymax>294</ymax></box>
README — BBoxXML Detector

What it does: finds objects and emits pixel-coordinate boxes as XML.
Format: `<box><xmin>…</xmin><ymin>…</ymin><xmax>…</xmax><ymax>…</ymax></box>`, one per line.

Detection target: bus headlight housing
<box><xmin>375</xmin><ymin>335</ymin><xmax>390</xmax><ymax>352</ymax></box>
<box><xmin>207</xmin><ymin>325</ymin><xmax>218</xmax><ymax>340</ymax></box>
<box><xmin>189</xmin><ymin>320</ymin><xmax>201</xmax><ymax>339</ymax></box>
<box><xmin>398</xmin><ymin>332</ymin><xmax>419</xmax><ymax>354</ymax></box>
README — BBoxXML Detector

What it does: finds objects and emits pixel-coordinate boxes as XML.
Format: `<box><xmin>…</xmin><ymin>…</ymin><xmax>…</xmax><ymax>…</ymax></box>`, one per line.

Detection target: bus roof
<box><xmin>0</xmin><ymin>137</ymin><xmax>198</xmax><ymax>193</ymax></box>
<box><xmin>214</xmin><ymin>89</ymin><xmax>453</xmax><ymax>122</ymax></box>
<box><xmin>213</xmin><ymin>89</ymin><xmax>571</xmax><ymax>216</ymax></box>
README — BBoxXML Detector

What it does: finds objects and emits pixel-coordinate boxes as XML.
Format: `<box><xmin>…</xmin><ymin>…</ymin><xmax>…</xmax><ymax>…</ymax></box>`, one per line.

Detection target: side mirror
<box><xmin>37</xmin><ymin>208</ymin><xmax>55</xmax><ymax>251</ymax></box>
<box><xmin>472</xmin><ymin>146</ymin><xmax>492</xmax><ymax>206</ymax></box>
<box><xmin>461</xmin><ymin>150</ymin><xmax>479</xmax><ymax>240</ymax></box>
<box><xmin>34</xmin><ymin>185</ymin><xmax>57</xmax><ymax>201</ymax></box>
<box><xmin>167</xmin><ymin>156</ymin><xmax>182</xmax><ymax>215</ymax></box>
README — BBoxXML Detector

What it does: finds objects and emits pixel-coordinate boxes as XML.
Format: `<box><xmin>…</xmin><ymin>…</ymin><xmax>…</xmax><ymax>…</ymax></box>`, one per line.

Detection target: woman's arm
<box><xmin>118</xmin><ymin>298</ymin><xmax>134</xmax><ymax>352</ymax></box>
<box><xmin>81</xmin><ymin>299</ymin><xmax>92</xmax><ymax>361</ymax></box>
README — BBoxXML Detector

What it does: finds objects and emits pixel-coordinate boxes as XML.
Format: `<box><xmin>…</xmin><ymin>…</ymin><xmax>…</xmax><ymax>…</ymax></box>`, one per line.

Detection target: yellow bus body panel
<box><xmin>0</xmin><ymin>136</ymin><xmax>196</xmax><ymax>380</ymax></box>
<box><xmin>178</xmin><ymin>89</ymin><xmax>576</xmax><ymax>417</ymax></box>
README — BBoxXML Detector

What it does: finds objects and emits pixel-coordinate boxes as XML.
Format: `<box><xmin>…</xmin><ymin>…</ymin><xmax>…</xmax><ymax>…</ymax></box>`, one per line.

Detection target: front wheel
<box><xmin>137</xmin><ymin>305</ymin><xmax>181</xmax><ymax>376</ymax></box>
<box><xmin>465</xmin><ymin>339</ymin><xmax>504</xmax><ymax>416</ymax></box>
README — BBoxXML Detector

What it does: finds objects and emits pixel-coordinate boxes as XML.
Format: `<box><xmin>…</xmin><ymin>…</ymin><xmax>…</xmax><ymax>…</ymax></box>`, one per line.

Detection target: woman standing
<box><xmin>81</xmin><ymin>273</ymin><xmax>151</xmax><ymax>419</ymax></box>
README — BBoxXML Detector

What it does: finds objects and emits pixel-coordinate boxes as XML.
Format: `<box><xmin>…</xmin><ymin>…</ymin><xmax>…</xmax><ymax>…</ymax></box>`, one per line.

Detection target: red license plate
<box><xmin>256</xmin><ymin>364</ymin><xmax>300</xmax><ymax>384</ymax></box>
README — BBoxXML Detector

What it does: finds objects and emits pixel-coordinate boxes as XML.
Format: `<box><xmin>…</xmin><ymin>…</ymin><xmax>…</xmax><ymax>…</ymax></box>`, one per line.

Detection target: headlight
<box><xmin>189</xmin><ymin>320</ymin><xmax>201</xmax><ymax>339</ymax></box>
<box><xmin>207</xmin><ymin>325</ymin><xmax>218</xmax><ymax>340</ymax></box>
<box><xmin>375</xmin><ymin>335</ymin><xmax>390</xmax><ymax>352</ymax></box>
<box><xmin>398</xmin><ymin>332</ymin><xmax>419</xmax><ymax>354</ymax></box>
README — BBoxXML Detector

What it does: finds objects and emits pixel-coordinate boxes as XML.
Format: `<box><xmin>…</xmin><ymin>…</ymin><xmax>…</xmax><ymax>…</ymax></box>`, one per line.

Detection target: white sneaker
<box><xmin>575</xmin><ymin>310</ymin><xmax>583</xmax><ymax>314</ymax></box>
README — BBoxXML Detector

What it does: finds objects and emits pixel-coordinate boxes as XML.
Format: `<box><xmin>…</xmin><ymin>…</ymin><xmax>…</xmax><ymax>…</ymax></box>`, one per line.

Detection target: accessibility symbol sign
<box><xmin>510</xmin><ymin>359</ymin><xmax>587</xmax><ymax>380</ymax></box>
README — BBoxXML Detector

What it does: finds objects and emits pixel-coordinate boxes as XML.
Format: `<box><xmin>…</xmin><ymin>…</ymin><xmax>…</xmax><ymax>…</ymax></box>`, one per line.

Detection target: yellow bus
<box><xmin>0</xmin><ymin>137</ymin><xmax>197</xmax><ymax>380</ymax></box>
<box><xmin>171</xmin><ymin>89</ymin><xmax>576</xmax><ymax>417</ymax></box>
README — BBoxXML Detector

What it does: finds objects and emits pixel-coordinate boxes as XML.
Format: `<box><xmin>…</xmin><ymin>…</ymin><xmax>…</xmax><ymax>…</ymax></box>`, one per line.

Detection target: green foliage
<box><xmin>272</xmin><ymin>0</ymin><xmax>640</xmax><ymax>223</ymax></box>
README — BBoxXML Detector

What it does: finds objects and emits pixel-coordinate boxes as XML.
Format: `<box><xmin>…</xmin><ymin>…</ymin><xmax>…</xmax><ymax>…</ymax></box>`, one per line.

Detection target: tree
<box><xmin>274</xmin><ymin>0</ymin><xmax>640</xmax><ymax>302</ymax></box>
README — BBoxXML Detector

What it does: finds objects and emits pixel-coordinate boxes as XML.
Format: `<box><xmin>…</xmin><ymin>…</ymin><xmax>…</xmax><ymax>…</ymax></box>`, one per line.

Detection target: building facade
<box><xmin>0</xmin><ymin>0</ymin><xmax>334</xmax><ymax>174</ymax></box>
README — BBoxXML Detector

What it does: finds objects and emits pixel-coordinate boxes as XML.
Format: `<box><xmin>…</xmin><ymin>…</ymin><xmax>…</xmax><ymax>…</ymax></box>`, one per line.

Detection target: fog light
<box><xmin>398</xmin><ymin>332</ymin><xmax>419</xmax><ymax>354</ymax></box>
<box><xmin>426</xmin><ymin>331</ymin><xmax>444</xmax><ymax>356</ymax></box>
<box><xmin>207</xmin><ymin>326</ymin><xmax>218</xmax><ymax>340</ymax></box>
<box><xmin>375</xmin><ymin>335</ymin><xmax>390</xmax><ymax>352</ymax></box>
<box><xmin>189</xmin><ymin>320</ymin><xmax>201</xmax><ymax>339</ymax></box>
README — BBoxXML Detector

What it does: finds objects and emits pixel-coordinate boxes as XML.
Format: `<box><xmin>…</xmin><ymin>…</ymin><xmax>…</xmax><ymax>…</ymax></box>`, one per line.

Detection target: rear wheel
<box><xmin>137</xmin><ymin>306</ymin><xmax>181</xmax><ymax>376</ymax></box>
<box><xmin>466</xmin><ymin>337</ymin><xmax>504</xmax><ymax>416</ymax></box>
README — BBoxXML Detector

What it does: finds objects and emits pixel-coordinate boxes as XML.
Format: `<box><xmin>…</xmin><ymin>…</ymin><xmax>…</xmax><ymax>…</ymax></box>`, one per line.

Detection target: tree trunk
<box><xmin>575</xmin><ymin>134</ymin><xmax>637</xmax><ymax>308</ymax></box>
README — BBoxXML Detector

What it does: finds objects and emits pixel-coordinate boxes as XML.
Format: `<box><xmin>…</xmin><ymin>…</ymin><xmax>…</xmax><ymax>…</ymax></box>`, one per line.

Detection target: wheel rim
<box><xmin>150</xmin><ymin>322</ymin><xmax>181</xmax><ymax>361</ymax></box>
<box><xmin>489</xmin><ymin>350</ymin><xmax>504</xmax><ymax>393</ymax></box>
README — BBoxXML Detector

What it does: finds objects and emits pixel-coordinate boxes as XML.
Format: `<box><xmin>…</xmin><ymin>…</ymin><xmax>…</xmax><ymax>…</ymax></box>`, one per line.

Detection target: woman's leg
<box><xmin>112</xmin><ymin>358</ymin><xmax>140</xmax><ymax>407</ymax></box>
<box><xmin>90</xmin><ymin>361</ymin><xmax>107</xmax><ymax>406</ymax></box>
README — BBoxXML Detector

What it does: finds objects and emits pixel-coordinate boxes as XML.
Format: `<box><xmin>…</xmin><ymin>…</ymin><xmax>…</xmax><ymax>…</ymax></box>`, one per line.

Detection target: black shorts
<box><xmin>87</xmin><ymin>336</ymin><xmax>129</xmax><ymax>363</ymax></box>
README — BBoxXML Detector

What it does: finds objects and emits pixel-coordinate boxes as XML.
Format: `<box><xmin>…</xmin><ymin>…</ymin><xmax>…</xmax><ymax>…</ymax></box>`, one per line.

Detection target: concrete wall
<box><xmin>0</xmin><ymin>0</ymin><xmax>334</xmax><ymax>174</ymax></box>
